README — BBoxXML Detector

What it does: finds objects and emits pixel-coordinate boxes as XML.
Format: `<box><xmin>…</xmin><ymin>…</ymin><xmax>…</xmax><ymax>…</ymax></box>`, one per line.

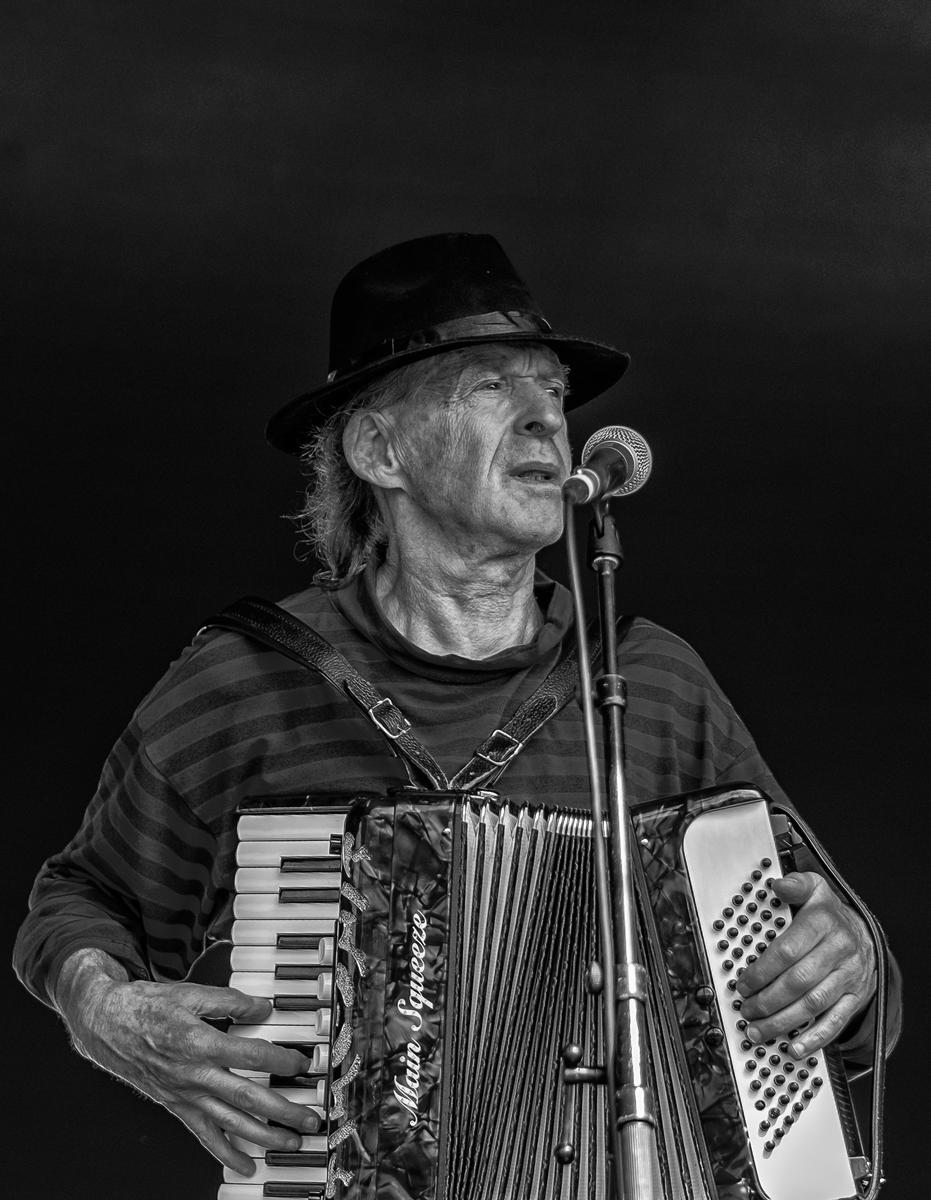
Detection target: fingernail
<box><xmin>736</xmin><ymin>981</ymin><xmax>751</xmax><ymax>997</ymax></box>
<box><xmin>303</xmin><ymin>1111</ymin><xmax>320</xmax><ymax>1132</ymax></box>
<box><xmin>286</xmin><ymin>1134</ymin><xmax>302</xmax><ymax>1150</ymax></box>
<box><xmin>790</xmin><ymin>1041</ymin><xmax>805</xmax><ymax>1058</ymax></box>
<box><xmin>746</xmin><ymin>1025</ymin><xmax>761</xmax><ymax>1043</ymax></box>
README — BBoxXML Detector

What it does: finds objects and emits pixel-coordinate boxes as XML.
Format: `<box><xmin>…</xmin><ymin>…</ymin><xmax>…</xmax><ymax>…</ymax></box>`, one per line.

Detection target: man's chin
<box><xmin>496</xmin><ymin>515</ymin><xmax>565</xmax><ymax>556</ymax></box>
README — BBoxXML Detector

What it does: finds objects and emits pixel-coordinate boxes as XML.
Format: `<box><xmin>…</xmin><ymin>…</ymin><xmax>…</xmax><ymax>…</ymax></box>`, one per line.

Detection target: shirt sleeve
<box><xmin>693</xmin><ymin>671</ymin><xmax>903</xmax><ymax>1068</ymax></box>
<box><xmin>12</xmin><ymin>722</ymin><xmax>230</xmax><ymax>1008</ymax></box>
<box><xmin>624</xmin><ymin>622</ymin><xmax>902</xmax><ymax>1067</ymax></box>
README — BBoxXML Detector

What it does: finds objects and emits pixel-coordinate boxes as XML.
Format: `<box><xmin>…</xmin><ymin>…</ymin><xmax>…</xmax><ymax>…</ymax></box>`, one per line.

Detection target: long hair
<box><xmin>292</xmin><ymin>353</ymin><xmax>468</xmax><ymax>587</ymax></box>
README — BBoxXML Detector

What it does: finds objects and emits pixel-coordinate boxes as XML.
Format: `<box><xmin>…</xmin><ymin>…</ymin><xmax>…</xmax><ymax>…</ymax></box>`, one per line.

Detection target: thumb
<box><xmin>769</xmin><ymin>870</ymin><xmax>820</xmax><ymax>905</ymax></box>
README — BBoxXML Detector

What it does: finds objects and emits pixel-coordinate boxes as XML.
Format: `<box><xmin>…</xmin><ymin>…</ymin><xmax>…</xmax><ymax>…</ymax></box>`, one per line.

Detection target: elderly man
<box><xmin>14</xmin><ymin>233</ymin><xmax>898</xmax><ymax>1187</ymax></box>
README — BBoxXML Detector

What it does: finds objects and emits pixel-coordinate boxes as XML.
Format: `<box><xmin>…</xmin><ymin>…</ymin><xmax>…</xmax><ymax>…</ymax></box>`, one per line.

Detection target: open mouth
<box><xmin>510</xmin><ymin>464</ymin><xmax>560</xmax><ymax>484</ymax></box>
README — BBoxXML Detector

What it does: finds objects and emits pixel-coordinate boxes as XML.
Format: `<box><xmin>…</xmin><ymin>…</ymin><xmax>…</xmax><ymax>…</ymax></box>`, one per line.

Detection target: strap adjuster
<box><xmin>367</xmin><ymin>696</ymin><xmax>411</xmax><ymax>740</ymax></box>
<box><xmin>476</xmin><ymin>729</ymin><xmax>524</xmax><ymax>767</ymax></box>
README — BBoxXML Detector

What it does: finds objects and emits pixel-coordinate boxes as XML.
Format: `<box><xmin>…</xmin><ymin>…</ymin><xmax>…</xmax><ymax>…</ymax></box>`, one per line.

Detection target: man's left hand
<box><xmin>736</xmin><ymin>871</ymin><xmax>876</xmax><ymax>1058</ymax></box>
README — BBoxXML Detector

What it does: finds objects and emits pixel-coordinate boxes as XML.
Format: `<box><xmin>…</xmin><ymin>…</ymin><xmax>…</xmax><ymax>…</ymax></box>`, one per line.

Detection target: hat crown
<box><xmin>329</xmin><ymin>233</ymin><xmax>544</xmax><ymax>373</ymax></box>
<box><xmin>265</xmin><ymin>231</ymin><xmax>630</xmax><ymax>453</ymax></box>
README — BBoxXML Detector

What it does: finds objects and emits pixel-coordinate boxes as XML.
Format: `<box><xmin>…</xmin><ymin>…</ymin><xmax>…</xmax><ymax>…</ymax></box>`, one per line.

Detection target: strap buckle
<box><xmin>476</xmin><ymin>729</ymin><xmax>524</xmax><ymax>767</ymax></box>
<box><xmin>367</xmin><ymin>696</ymin><xmax>412</xmax><ymax>740</ymax></box>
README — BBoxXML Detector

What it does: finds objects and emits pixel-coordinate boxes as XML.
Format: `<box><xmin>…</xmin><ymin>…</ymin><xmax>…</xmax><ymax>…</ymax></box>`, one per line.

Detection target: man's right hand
<box><xmin>53</xmin><ymin>948</ymin><xmax>322</xmax><ymax>1177</ymax></box>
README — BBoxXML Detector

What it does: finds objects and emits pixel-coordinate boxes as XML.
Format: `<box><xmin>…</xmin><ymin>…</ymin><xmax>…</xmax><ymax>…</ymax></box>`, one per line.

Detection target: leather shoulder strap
<box><xmin>201</xmin><ymin>595</ymin><xmax>449</xmax><ymax>791</ymax></box>
<box><xmin>448</xmin><ymin>614</ymin><xmax>636</xmax><ymax>792</ymax></box>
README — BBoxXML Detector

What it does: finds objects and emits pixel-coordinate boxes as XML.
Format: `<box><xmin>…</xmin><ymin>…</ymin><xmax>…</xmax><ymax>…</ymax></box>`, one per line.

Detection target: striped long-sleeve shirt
<box><xmin>17</xmin><ymin>568</ymin><xmax>898</xmax><ymax>1065</ymax></box>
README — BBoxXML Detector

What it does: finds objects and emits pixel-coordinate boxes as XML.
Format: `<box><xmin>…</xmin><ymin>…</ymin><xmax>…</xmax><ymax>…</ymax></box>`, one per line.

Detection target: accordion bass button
<box><xmin>695</xmin><ymin>986</ymin><xmax>714</xmax><ymax>1007</ymax></box>
<box><xmin>705</xmin><ymin>1026</ymin><xmax>725</xmax><ymax>1047</ymax></box>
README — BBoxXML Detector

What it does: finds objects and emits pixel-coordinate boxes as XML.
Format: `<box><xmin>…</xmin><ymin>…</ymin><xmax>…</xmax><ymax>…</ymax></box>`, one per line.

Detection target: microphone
<box><xmin>562</xmin><ymin>425</ymin><xmax>653</xmax><ymax>504</ymax></box>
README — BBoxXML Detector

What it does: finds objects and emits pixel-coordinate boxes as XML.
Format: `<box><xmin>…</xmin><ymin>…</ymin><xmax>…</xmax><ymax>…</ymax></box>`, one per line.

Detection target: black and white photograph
<box><xmin>6</xmin><ymin>4</ymin><xmax>927</xmax><ymax>1198</ymax></box>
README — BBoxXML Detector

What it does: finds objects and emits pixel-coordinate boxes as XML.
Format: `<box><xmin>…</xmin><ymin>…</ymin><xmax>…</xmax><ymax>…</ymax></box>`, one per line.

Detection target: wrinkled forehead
<box><xmin>371</xmin><ymin>340</ymin><xmax>569</xmax><ymax>423</ymax></box>
<box><xmin>453</xmin><ymin>342</ymin><xmax>567</xmax><ymax>384</ymax></box>
<box><xmin>413</xmin><ymin>343</ymin><xmax>568</xmax><ymax>408</ymax></box>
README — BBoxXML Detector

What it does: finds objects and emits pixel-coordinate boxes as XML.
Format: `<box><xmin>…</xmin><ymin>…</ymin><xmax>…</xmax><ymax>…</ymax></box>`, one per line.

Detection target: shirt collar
<box><xmin>329</xmin><ymin>561</ymin><xmax>574</xmax><ymax>683</ymax></box>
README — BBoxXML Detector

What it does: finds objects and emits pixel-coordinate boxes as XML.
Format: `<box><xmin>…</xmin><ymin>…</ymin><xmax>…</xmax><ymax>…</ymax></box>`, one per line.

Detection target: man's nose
<box><xmin>513</xmin><ymin>382</ymin><xmax>566</xmax><ymax>438</ymax></box>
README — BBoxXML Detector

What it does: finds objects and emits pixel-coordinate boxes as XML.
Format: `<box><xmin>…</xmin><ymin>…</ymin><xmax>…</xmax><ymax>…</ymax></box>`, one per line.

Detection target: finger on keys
<box><xmin>259</xmin><ymin>1090</ymin><xmax>323</xmax><ymax>1135</ymax></box>
<box><xmin>735</xmin><ymin>873</ymin><xmax>823</xmax><ymax>1001</ymax></box>
<box><xmin>190</xmin><ymin>1095</ymin><xmax>305</xmax><ymax>1170</ymax></box>
<box><xmin>222</xmin><ymin>1027</ymin><xmax>314</xmax><ymax>1078</ymax></box>
<box><xmin>182</xmin><ymin>984</ymin><xmax>277</xmax><ymax>1023</ymax></box>
<box><xmin>177</xmin><ymin>1101</ymin><xmax>259</xmax><ymax>1175</ymax></box>
<box><xmin>189</xmin><ymin>1014</ymin><xmax>312</xmax><ymax>1078</ymax></box>
<box><xmin>218</xmin><ymin>1070</ymin><xmax>322</xmax><ymax>1135</ymax></box>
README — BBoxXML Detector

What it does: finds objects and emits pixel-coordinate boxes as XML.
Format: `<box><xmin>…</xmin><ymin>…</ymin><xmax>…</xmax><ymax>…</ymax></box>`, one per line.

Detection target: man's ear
<box><xmin>343</xmin><ymin>410</ymin><xmax>406</xmax><ymax>490</ymax></box>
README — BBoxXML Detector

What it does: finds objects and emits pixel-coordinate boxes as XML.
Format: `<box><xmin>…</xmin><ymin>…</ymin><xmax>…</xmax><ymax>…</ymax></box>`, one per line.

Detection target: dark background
<box><xmin>5</xmin><ymin>2</ymin><xmax>927</xmax><ymax>1196</ymax></box>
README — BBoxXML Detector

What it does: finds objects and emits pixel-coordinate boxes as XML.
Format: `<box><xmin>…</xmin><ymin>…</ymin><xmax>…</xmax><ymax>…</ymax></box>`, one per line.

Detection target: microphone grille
<box><xmin>580</xmin><ymin>425</ymin><xmax>653</xmax><ymax>497</ymax></box>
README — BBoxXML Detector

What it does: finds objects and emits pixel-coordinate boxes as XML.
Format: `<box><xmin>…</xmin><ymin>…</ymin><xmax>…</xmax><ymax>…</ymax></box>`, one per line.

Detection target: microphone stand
<box><xmin>560</xmin><ymin>496</ymin><xmax>661</xmax><ymax>1200</ymax></box>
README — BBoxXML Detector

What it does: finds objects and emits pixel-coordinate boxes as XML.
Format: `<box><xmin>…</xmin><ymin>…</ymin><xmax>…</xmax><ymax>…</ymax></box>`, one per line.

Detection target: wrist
<box><xmin>52</xmin><ymin>947</ymin><xmax>130</xmax><ymax>1020</ymax></box>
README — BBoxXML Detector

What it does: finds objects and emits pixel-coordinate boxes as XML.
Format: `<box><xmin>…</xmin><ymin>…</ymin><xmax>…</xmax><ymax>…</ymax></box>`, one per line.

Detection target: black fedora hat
<box><xmin>266</xmin><ymin>232</ymin><xmax>630</xmax><ymax>454</ymax></box>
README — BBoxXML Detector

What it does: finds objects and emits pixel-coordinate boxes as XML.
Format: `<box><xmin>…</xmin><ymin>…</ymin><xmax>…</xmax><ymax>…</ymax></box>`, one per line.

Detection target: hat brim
<box><xmin>266</xmin><ymin>333</ymin><xmax>630</xmax><ymax>454</ymax></box>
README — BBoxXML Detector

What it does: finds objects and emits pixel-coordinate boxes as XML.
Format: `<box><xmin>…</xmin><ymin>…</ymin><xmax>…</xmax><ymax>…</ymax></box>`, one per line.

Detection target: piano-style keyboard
<box><xmin>218</xmin><ymin>802</ymin><xmax>349</xmax><ymax>1200</ymax></box>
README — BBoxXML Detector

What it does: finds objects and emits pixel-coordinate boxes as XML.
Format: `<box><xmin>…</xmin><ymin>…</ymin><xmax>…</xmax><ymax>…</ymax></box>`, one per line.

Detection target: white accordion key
<box><xmin>237</xmin><ymin>811</ymin><xmax>346</xmax><ymax>841</ymax></box>
<box><xmin>229</xmin><ymin>971</ymin><xmax>333</xmax><ymax>1001</ymax></box>
<box><xmin>683</xmin><ymin>798</ymin><xmax>857</xmax><ymax>1200</ymax></box>
<box><xmin>231</xmin><ymin>941</ymin><xmax>334</xmax><ymax>971</ymax></box>
<box><xmin>233</xmin><ymin>894</ymin><xmax>340</xmax><ymax>921</ymax></box>
<box><xmin>234</xmin><ymin>866</ymin><xmax>340</xmax><ymax>893</ymax></box>
<box><xmin>218</xmin><ymin>1186</ymin><xmax>323</xmax><ymax>1200</ymax></box>
<box><xmin>308</xmin><ymin>1042</ymin><xmax>328</xmax><ymax>1074</ymax></box>
<box><xmin>229</xmin><ymin>1133</ymin><xmax>326</xmax><ymax>1158</ymax></box>
<box><xmin>233</xmin><ymin>1007</ymin><xmax>331</xmax><ymax>1037</ymax></box>
<box><xmin>271</xmin><ymin>1083</ymin><xmax>327</xmax><ymax>1107</ymax></box>
<box><xmin>223</xmin><ymin>1161</ymin><xmax>327</xmax><ymax>1186</ymax></box>
<box><xmin>236</xmin><ymin>838</ymin><xmax>337</xmax><ymax>866</ymax></box>
<box><xmin>231</xmin><ymin>918</ymin><xmax>334</xmax><ymax>946</ymax></box>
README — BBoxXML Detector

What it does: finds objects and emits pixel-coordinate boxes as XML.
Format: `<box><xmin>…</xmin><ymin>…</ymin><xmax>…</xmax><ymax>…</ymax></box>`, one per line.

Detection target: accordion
<box><xmin>217</xmin><ymin>784</ymin><xmax>874</xmax><ymax>1200</ymax></box>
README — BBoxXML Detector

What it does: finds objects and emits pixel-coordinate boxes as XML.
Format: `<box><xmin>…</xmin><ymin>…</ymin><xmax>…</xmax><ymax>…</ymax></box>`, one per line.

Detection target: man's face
<box><xmin>387</xmin><ymin>343</ymin><xmax>572</xmax><ymax>558</ymax></box>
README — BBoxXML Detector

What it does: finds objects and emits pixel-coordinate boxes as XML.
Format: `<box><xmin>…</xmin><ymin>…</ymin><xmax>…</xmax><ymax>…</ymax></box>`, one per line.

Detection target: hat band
<box><xmin>327</xmin><ymin>309</ymin><xmax>553</xmax><ymax>382</ymax></box>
